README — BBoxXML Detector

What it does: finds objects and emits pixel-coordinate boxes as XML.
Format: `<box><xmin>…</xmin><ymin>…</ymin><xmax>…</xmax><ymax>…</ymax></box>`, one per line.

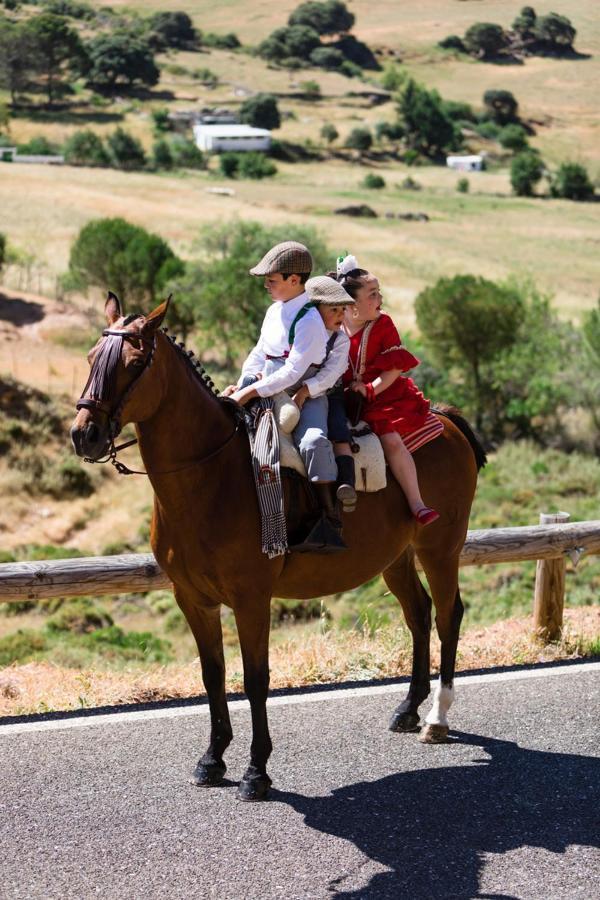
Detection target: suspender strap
<box><xmin>288</xmin><ymin>302</ymin><xmax>318</xmax><ymax>347</ymax></box>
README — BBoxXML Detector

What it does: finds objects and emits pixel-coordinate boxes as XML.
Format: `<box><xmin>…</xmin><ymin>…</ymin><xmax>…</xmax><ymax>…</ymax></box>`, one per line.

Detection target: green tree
<box><xmin>63</xmin><ymin>129</ymin><xmax>109</xmax><ymax>167</ymax></box>
<box><xmin>510</xmin><ymin>151</ymin><xmax>544</xmax><ymax>196</ymax></box>
<box><xmin>320</xmin><ymin>123</ymin><xmax>338</xmax><ymax>144</ymax></box>
<box><xmin>512</xmin><ymin>6</ymin><xmax>536</xmax><ymax>39</ymax></box>
<box><xmin>535</xmin><ymin>13</ymin><xmax>576</xmax><ymax>50</ymax></box>
<box><xmin>397</xmin><ymin>79</ymin><xmax>458</xmax><ymax>157</ymax></box>
<box><xmin>550</xmin><ymin>162</ymin><xmax>595</xmax><ymax>201</ymax></box>
<box><xmin>152</xmin><ymin>138</ymin><xmax>173</xmax><ymax>170</ymax></box>
<box><xmin>483</xmin><ymin>89</ymin><xmax>518</xmax><ymax>124</ymax></box>
<box><xmin>24</xmin><ymin>13</ymin><xmax>85</xmax><ymax>105</ymax></box>
<box><xmin>107</xmin><ymin>128</ymin><xmax>146</xmax><ymax>170</ymax></box>
<box><xmin>146</xmin><ymin>11</ymin><xmax>198</xmax><ymax>50</ymax></box>
<box><xmin>84</xmin><ymin>32</ymin><xmax>159</xmax><ymax>91</ymax></box>
<box><xmin>288</xmin><ymin>1</ymin><xmax>354</xmax><ymax>35</ymax></box>
<box><xmin>258</xmin><ymin>25</ymin><xmax>321</xmax><ymax>62</ymax></box>
<box><xmin>0</xmin><ymin>18</ymin><xmax>33</xmax><ymax>104</ymax></box>
<box><xmin>309</xmin><ymin>46</ymin><xmax>344</xmax><ymax>69</ymax></box>
<box><xmin>361</xmin><ymin>173</ymin><xmax>385</xmax><ymax>189</ymax></box>
<box><xmin>165</xmin><ymin>220</ymin><xmax>332</xmax><ymax>365</ymax></box>
<box><xmin>415</xmin><ymin>274</ymin><xmax>525</xmax><ymax>431</ymax></box>
<box><xmin>381</xmin><ymin>62</ymin><xmax>405</xmax><ymax>92</ymax></box>
<box><xmin>239</xmin><ymin>93</ymin><xmax>281</xmax><ymax>130</ymax></box>
<box><xmin>344</xmin><ymin>127</ymin><xmax>372</xmax><ymax>153</ymax></box>
<box><xmin>464</xmin><ymin>22</ymin><xmax>507</xmax><ymax>58</ymax></box>
<box><xmin>169</xmin><ymin>136</ymin><xmax>205</xmax><ymax>169</ymax></box>
<box><xmin>202</xmin><ymin>32</ymin><xmax>240</xmax><ymax>50</ymax></box>
<box><xmin>498</xmin><ymin>123</ymin><xmax>528</xmax><ymax>152</ymax></box>
<box><xmin>218</xmin><ymin>152</ymin><xmax>276</xmax><ymax>180</ymax></box>
<box><xmin>69</xmin><ymin>217</ymin><xmax>184</xmax><ymax>307</ymax></box>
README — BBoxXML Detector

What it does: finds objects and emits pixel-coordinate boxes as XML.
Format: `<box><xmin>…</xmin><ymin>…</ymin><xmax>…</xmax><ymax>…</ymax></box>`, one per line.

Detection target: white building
<box><xmin>446</xmin><ymin>154</ymin><xmax>484</xmax><ymax>172</ymax></box>
<box><xmin>193</xmin><ymin>124</ymin><xmax>271</xmax><ymax>153</ymax></box>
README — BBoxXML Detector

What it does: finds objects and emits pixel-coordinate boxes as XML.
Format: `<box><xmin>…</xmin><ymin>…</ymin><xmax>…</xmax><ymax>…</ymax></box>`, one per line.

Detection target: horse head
<box><xmin>70</xmin><ymin>291</ymin><xmax>169</xmax><ymax>461</ymax></box>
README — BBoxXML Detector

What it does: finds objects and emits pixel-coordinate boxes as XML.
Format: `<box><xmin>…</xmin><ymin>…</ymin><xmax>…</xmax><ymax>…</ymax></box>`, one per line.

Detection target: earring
<box><xmin>352</xmin><ymin>308</ymin><xmax>359</xmax><ymax>318</ymax></box>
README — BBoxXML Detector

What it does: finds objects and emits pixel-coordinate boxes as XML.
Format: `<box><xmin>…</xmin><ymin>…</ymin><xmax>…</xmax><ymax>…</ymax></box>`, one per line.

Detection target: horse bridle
<box><xmin>76</xmin><ymin>325</ymin><xmax>241</xmax><ymax>476</ymax></box>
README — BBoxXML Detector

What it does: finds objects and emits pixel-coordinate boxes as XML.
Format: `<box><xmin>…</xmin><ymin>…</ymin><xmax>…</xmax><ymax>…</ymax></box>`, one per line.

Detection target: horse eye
<box><xmin>131</xmin><ymin>358</ymin><xmax>145</xmax><ymax>368</ymax></box>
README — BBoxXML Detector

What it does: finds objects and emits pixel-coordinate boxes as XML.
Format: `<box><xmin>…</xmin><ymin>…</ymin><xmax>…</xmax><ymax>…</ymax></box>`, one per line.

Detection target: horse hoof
<box><xmin>418</xmin><ymin>724</ymin><xmax>450</xmax><ymax>744</ymax></box>
<box><xmin>389</xmin><ymin>711</ymin><xmax>420</xmax><ymax>733</ymax></box>
<box><xmin>237</xmin><ymin>774</ymin><xmax>272</xmax><ymax>802</ymax></box>
<box><xmin>191</xmin><ymin>762</ymin><xmax>226</xmax><ymax>786</ymax></box>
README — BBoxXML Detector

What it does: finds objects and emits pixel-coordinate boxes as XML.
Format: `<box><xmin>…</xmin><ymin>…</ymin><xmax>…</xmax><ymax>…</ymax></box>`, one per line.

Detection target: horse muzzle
<box><xmin>70</xmin><ymin>410</ymin><xmax>111</xmax><ymax>460</ymax></box>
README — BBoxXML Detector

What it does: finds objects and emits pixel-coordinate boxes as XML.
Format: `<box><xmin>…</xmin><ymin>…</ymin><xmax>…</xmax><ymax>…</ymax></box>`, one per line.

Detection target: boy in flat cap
<box><xmin>225</xmin><ymin>244</ymin><xmax>353</xmax><ymax>550</ymax></box>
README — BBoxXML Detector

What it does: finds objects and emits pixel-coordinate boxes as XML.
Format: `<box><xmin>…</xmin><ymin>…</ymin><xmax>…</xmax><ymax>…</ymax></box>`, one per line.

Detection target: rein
<box><xmin>77</xmin><ymin>323</ymin><xmax>241</xmax><ymax>477</ymax></box>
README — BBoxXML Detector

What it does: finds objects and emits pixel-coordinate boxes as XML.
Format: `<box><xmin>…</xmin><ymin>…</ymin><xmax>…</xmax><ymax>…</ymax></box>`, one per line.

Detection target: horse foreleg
<box><xmin>175</xmin><ymin>593</ymin><xmax>233</xmax><ymax>786</ymax></box>
<box><xmin>415</xmin><ymin>552</ymin><xmax>464</xmax><ymax>744</ymax></box>
<box><xmin>383</xmin><ymin>549</ymin><xmax>432</xmax><ymax>733</ymax></box>
<box><xmin>234</xmin><ymin>597</ymin><xmax>273</xmax><ymax>802</ymax></box>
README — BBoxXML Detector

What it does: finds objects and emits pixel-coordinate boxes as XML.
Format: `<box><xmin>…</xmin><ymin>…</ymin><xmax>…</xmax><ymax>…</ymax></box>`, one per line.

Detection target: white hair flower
<box><xmin>336</xmin><ymin>253</ymin><xmax>359</xmax><ymax>276</ymax></box>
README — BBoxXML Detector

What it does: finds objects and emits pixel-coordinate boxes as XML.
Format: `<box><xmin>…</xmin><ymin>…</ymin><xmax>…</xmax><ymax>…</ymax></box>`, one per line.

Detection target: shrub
<box><xmin>375</xmin><ymin>121</ymin><xmax>404</xmax><ymax>142</ymax></box>
<box><xmin>299</xmin><ymin>80</ymin><xmax>321</xmax><ymax>98</ymax></box>
<box><xmin>339</xmin><ymin>59</ymin><xmax>363</xmax><ymax>78</ymax></box>
<box><xmin>202</xmin><ymin>32</ymin><xmax>240</xmax><ymax>50</ymax></box>
<box><xmin>46</xmin><ymin>598</ymin><xmax>113</xmax><ymax>634</ymax></box>
<box><xmin>0</xmin><ymin>629</ymin><xmax>47</xmax><ymax>667</ymax></box>
<box><xmin>219</xmin><ymin>152</ymin><xmax>277</xmax><ymax>180</ymax></box>
<box><xmin>438</xmin><ymin>35</ymin><xmax>466</xmax><ymax>52</ymax></box>
<box><xmin>239</xmin><ymin>93</ymin><xmax>281</xmax><ymax>130</ymax></box>
<box><xmin>320</xmin><ymin>123</ymin><xmax>338</xmax><ymax>144</ymax></box>
<box><xmin>17</xmin><ymin>136</ymin><xmax>58</xmax><ymax>155</ymax></box>
<box><xmin>399</xmin><ymin>176</ymin><xmax>420</xmax><ymax>191</ymax></box>
<box><xmin>151</xmin><ymin>107</ymin><xmax>170</xmax><ymax>134</ymax></box>
<box><xmin>483</xmin><ymin>89</ymin><xmax>518</xmax><ymax>124</ymax></box>
<box><xmin>69</xmin><ymin>217</ymin><xmax>184</xmax><ymax>305</ymax></box>
<box><xmin>146</xmin><ymin>11</ymin><xmax>198</xmax><ymax>50</ymax></box>
<box><xmin>380</xmin><ymin>62</ymin><xmax>405</xmax><ymax>92</ymax></box>
<box><xmin>457</xmin><ymin>177</ymin><xmax>469</xmax><ymax>193</ymax></box>
<box><xmin>107</xmin><ymin>127</ymin><xmax>146</xmax><ymax>170</ymax></box>
<box><xmin>440</xmin><ymin>99</ymin><xmax>476</xmax><ymax>123</ymax></box>
<box><xmin>41</xmin><ymin>454</ymin><xmax>95</xmax><ymax>498</ymax></box>
<box><xmin>464</xmin><ymin>22</ymin><xmax>507</xmax><ymax>58</ymax></box>
<box><xmin>510</xmin><ymin>151</ymin><xmax>544</xmax><ymax>196</ymax></box>
<box><xmin>152</xmin><ymin>138</ymin><xmax>173</xmax><ymax>169</ymax></box>
<box><xmin>512</xmin><ymin>6</ymin><xmax>536</xmax><ymax>38</ymax></box>
<box><xmin>476</xmin><ymin>120</ymin><xmax>501</xmax><ymax>140</ymax></box>
<box><xmin>361</xmin><ymin>172</ymin><xmax>385</xmax><ymax>189</ymax></box>
<box><xmin>535</xmin><ymin>13</ymin><xmax>576</xmax><ymax>50</ymax></box>
<box><xmin>345</xmin><ymin>127</ymin><xmax>372</xmax><ymax>152</ymax></box>
<box><xmin>170</xmin><ymin>136</ymin><xmax>205</xmax><ymax>169</ymax></box>
<box><xmin>81</xmin><ymin>625</ymin><xmax>173</xmax><ymax>663</ymax></box>
<box><xmin>550</xmin><ymin>162</ymin><xmax>595</xmax><ymax>201</ymax></box>
<box><xmin>44</xmin><ymin>0</ymin><xmax>95</xmax><ymax>20</ymax></box>
<box><xmin>309</xmin><ymin>45</ymin><xmax>344</xmax><ymax>69</ymax></box>
<box><xmin>63</xmin><ymin>129</ymin><xmax>109</xmax><ymax>167</ymax></box>
<box><xmin>498</xmin><ymin>124</ymin><xmax>528</xmax><ymax>152</ymax></box>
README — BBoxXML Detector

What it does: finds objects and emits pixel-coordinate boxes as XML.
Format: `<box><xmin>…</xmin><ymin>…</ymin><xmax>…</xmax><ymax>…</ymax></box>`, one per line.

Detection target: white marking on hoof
<box><xmin>425</xmin><ymin>679</ymin><xmax>455</xmax><ymax>728</ymax></box>
<box><xmin>419</xmin><ymin>723</ymin><xmax>450</xmax><ymax>744</ymax></box>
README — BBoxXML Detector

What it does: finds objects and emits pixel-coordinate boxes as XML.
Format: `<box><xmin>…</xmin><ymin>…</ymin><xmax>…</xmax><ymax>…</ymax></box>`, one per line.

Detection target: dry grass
<box><xmin>1</xmin><ymin>607</ymin><xmax>597</xmax><ymax>717</ymax></box>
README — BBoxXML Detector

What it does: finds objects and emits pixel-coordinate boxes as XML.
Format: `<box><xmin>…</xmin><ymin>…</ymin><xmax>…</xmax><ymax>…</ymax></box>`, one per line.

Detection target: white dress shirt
<box><xmin>303</xmin><ymin>329</ymin><xmax>350</xmax><ymax>398</ymax></box>
<box><xmin>240</xmin><ymin>292</ymin><xmax>328</xmax><ymax>398</ymax></box>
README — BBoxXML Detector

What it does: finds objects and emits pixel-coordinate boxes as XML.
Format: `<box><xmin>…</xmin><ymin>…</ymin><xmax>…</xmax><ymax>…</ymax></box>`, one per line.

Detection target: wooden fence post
<box><xmin>533</xmin><ymin>512</ymin><xmax>570</xmax><ymax>642</ymax></box>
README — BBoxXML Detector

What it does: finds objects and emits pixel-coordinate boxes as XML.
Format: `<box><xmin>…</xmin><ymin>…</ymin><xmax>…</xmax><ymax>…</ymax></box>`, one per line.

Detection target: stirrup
<box><xmin>336</xmin><ymin>482</ymin><xmax>357</xmax><ymax>514</ymax></box>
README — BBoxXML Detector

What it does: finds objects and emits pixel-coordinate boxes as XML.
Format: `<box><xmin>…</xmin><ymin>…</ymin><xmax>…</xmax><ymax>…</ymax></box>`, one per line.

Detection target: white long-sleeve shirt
<box><xmin>303</xmin><ymin>329</ymin><xmax>350</xmax><ymax>398</ymax></box>
<box><xmin>240</xmin><ymin>292</ymin><xmax>329</xmax><ymax>398</ymax></box>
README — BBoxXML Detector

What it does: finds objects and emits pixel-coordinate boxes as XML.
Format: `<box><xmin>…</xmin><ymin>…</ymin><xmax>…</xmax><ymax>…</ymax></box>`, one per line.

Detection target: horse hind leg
<box><xmin>175</xmin><ymin>593</ymin><xmax>233</xmax><ymax>786</ymax></box>
<box><xmin>415</xmin><ymin>550</ymin><xmax>464</xmax><ymax>744</ymax></box>
<box><xmin>383</xmin><ymin>548</ymin><xmax>432</xmax><ymax>734</ymax></box>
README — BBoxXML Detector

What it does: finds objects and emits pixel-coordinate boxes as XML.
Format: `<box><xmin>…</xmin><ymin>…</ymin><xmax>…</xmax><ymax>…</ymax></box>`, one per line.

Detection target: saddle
<box><xmin>272</xmin><ymin>393</ymin><xmax>387</xmax><ymax>493</ymax></box>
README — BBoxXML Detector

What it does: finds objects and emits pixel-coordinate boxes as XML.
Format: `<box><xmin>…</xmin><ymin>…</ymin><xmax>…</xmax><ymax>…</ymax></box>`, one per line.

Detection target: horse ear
<box><xmin>105</xmin><ymin>291</ymin><xmax>121</xmax><ymax>325</ymax></box>
<box><xmin>141</xmin><ymin>295</ymin><xmax>171</xmax><ymax>335</ymax></box>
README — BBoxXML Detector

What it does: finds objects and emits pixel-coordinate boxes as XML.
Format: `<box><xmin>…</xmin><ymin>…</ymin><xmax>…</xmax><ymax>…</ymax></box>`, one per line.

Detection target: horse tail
<box><xmin>432</xmin><ymin>404</ymin><xmax>487</xmax><ymax>471</ymax></box>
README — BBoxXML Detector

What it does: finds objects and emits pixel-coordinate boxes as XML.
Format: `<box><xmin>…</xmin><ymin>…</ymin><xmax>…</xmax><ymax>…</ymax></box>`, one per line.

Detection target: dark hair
<box><xmin>281</xmin><ymin>272</ymin><xmax>309</xmax><ymax>285</ymax></box>
<box><xmin>326</xmin><ymin>267</ymin><xmax>369</xmax><ymax>300</ymax></box>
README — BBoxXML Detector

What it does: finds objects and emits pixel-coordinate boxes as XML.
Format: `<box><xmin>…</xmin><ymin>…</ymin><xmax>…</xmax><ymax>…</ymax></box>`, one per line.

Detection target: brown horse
<box><xmin>71</xmin><ymin>294</ymin><xmax>485</xmax><ymax>801</ymax></box>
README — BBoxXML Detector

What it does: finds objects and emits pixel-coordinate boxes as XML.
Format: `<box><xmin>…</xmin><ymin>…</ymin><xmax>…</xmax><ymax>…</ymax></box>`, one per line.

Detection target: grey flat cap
<box><xmin>305</xmin><ymin>275</ymin><xmax>356</xmax><ymax>306</ymax></box>
<box><xmin>249</xmin><ymin>241</ymin><xmax>313</xmax><ymax>276</ymax></box>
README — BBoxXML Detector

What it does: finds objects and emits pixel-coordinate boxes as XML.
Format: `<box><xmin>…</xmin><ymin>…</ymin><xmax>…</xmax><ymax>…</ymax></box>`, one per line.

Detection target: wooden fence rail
<box><xmin>1</xmin><ymin>520</ymin><xmax>599</xmax><ymax>640</ymax></box>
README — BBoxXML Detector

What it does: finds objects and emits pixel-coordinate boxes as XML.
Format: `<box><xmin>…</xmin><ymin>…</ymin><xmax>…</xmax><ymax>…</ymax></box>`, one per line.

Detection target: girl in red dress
<box><xmin>337</xmin><ymin>258</ymin><xmax>439</xmax><ymax>526</ymax></box>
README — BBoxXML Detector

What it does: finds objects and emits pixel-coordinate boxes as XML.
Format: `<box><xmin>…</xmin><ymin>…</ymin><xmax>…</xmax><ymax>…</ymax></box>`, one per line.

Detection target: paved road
<box><xmin>1</xmin><ymin>663</ymin><xmax>599</xmax><ymax>900</ymax></box>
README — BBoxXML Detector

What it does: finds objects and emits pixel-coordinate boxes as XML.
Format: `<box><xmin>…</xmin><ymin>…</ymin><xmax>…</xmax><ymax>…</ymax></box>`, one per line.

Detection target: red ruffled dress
<box><xmin>343</xmin><ymin>314</ymin><xmax>430</xmax><ymax>437</ymax></box>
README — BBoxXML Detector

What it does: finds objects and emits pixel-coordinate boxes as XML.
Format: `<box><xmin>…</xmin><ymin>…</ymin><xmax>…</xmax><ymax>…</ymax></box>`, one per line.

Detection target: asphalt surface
<box><xmin>1</xmin><ymin>663</ymin><xmax>598</xmax><ymax>900</ymax></box>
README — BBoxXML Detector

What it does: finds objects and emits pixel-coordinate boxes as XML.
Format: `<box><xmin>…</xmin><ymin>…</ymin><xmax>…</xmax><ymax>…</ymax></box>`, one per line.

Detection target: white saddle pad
<box><xmin>273</xmin><ymin>393</ymin><xmax>386</xmax><ymax>493</ymax></box>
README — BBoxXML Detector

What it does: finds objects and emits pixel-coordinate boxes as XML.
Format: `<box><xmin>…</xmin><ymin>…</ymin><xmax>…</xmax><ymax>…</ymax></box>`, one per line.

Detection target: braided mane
<box><xmin>160</xmin><ymin>327</ymin><xmax>220</xmax><ymax>397</ymax></box>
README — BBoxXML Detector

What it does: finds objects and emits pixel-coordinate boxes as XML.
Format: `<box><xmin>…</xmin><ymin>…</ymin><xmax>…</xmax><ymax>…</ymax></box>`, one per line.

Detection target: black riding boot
<box><xmin>335</xmin><ymin>455</ymin><xmax>357</xmax><ymax>514</ymax></box>
<box><xmin>290</xmin><ymin>483</ymin><xmax>347</xmax><ymax>554</ymax></box>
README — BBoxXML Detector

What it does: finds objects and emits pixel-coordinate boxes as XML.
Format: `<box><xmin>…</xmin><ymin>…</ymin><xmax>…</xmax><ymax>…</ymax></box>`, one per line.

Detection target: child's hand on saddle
<box><xmin>222</xmin><ymin>385</ymin><xmax>237</xmax><ymax>397</ymax></box>
<box><xmin>292</xmin><ymin>384</ymin><xmax>309</xmax><ymax>409</ymax></box>
<box><xmin>230</xmin><ymin>385</ymin><xmax>258</xmax><ymax>406</ymax></box>
<box><xmin>351</xmin><ymin>381</ymin><xmax>368</xmax><ymax>398</ymax></box>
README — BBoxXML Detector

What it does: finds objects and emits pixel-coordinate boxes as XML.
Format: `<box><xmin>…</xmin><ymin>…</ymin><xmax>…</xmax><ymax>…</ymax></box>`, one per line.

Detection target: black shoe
<box><xmin>336</xmin><ymin>482</ymin><xmax>357</xmax><ymax>514</ymax></box>
<box><xmin>289</xmin><ymin>513</ymin><xmax>347</xmax><ymax>554</ymax></box>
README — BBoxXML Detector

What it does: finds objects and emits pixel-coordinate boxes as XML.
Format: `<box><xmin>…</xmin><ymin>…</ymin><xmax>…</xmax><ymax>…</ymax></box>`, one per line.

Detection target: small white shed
<box><xmin>446</xmin><ymin>154</ymin><xmax>484</xmax><ymax>172</ymax></box>
<box><xmin>193</xmin><ymin>124</ymin><xmax>271</xmax><ymax>153</ymax></box>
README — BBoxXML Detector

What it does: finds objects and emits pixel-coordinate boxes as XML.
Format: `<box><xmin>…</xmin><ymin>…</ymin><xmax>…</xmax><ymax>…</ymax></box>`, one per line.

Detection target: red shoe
<box><xmin>415</xmin><ymin>507</ymin><xmax>440</xmax><ymax>527</ymax></box>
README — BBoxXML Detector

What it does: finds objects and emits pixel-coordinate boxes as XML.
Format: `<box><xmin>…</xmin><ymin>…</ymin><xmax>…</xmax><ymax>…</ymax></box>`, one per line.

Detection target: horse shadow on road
<box><xmin>272</xmin><ymin>732</ymin><xmax>599</xmax><ymax>899</ymax></box>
